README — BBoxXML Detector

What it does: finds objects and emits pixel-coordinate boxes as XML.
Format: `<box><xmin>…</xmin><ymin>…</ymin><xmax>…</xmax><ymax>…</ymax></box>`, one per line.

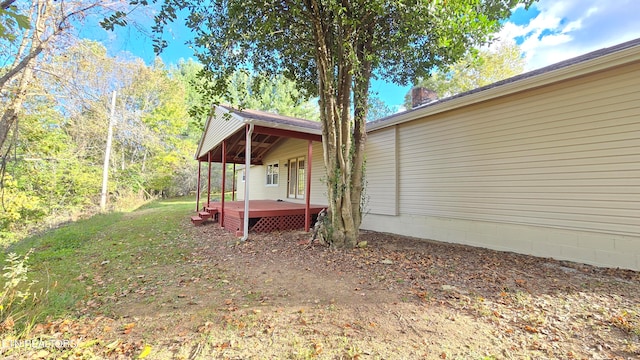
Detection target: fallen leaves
<box><xmin>123</xmin><ymin>322</ymin><xmax>136</xmax><ymax>335</ymax></box>
<box><xmin>137</xmin><ymin>344</ymin><xmax>152</xmax><ymax>358</ymax></box>
<box><xmin>524</xmin><ymin>325</ymin><xmax>539</xmax><ymax>334</ymax></box>
<box><xmin>9</xmin><ymin>225</ymin><xmax>638</xmax><ymax>359</ymax></box>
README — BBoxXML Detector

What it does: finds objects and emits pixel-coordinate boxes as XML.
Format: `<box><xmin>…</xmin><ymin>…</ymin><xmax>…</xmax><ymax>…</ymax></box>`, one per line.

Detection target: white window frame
<box><xmin>287</xmin><ymin>157</ymin><xmax>305</xmax><ymax>199</ymax></box>
<box><xmin>266</xmin><ymin>162</ymin><xmax>279</xmax><ymax>186</ymax></box>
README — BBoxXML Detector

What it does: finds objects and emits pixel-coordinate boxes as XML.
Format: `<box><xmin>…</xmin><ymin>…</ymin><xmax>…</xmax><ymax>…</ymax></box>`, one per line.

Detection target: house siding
<box><xmin>364</xmin><ymin>128</ymin><xmax>398</xmax><ymax>215</ymax></box>
<box><xmin>198</xmin><ymin>107</ymin><xmax>244</xmax><ymax>159</ymax></box>
<box><xmin>234</xmin><ymin>139</ymin><xmax>327</xmax><ymax>206</ymax></box>
<box><xmin>362</xmin><ymin>60</ymin><xmax>640</xmax><ymax>270</ymax></box>
<box><xmin>234</xmin><ymin>165</ymin><xmax>266</xmax><ymax>201</ymax></box>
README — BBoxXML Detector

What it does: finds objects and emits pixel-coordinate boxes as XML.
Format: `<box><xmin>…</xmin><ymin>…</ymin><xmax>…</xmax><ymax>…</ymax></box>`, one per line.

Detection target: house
<box><xmin>193</xmin><ymin>106</ymin><xmax>327</xmax><ymax>237</ymax></box>
<box><xmin>195</xmin><ymin>38</ymin><xmax>640</xmax><ymax>270</ymax></box>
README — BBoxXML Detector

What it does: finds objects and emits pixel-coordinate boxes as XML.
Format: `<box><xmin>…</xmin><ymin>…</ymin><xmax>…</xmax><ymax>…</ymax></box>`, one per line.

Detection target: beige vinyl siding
<box><xmin>234</xmin><ymin>168</ymin><xmax>245</xmax><ymax>200</ymax></box>
<box><xmin>364</xmin><ymin>128</ymin><xmax>398</xmax><ymax>215</ymax></box>
<box><xmin>397</xmin><ymin>61</ymin><xmax>640</xmax><ymax>237</ymax></box>
<box><xmin>260</xmin><ymin>139</ymin><xmax>328</xmax><ymax>205</ymax></box>
<box><xmin>234</xmin><ymin>165</ymin><xmax>266</xmax><ymax>201</ymax></box>
<box><xmin>197</xmin><ymin>107</ymin><xmax>244</xmax><ymax>158</ymax></box>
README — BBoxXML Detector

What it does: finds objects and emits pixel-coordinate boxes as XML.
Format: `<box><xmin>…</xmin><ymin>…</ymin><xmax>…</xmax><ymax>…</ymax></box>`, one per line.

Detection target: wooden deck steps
<box><xmin>190</xmin><ymin>208</ymin><xmax>219</xmax><ymax>226</ymax></box>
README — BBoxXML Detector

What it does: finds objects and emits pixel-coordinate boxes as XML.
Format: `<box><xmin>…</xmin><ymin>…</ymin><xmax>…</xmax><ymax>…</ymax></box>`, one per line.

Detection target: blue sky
<box><xmin>84</xmin><ymin>0</ymin><xmax>640</xmax><ymax>109</ymax></box>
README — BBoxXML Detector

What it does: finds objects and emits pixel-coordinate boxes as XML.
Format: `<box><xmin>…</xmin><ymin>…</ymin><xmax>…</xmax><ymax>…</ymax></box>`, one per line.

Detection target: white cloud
<box><xmin>499</xmin><ymin>0</ymin><xmax>640</xmax><ymax>71</ymax></box>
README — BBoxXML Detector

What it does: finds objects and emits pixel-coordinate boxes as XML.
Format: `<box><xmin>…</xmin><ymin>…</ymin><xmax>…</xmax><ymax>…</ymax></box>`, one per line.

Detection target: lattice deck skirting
<box><xmin>204</xmin><ymin>200</ymin><xmax>325</xmax><ymax>236</ymax></box>
<box><xmin>251</xmin><ymin>215</ymin><xmax>306</xmax><ymax>233</ymax></box>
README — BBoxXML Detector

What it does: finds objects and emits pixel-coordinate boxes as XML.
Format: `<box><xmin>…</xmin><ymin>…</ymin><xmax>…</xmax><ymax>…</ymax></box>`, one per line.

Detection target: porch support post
<box><xmin>207</xmin><ymin>151</ymin><xmax>212</xmax><ymax>207</ymax></box>
<box><xmin>195</xmin><ymin>160</ymin><xmax>201</xmax><ymax>211</ymax></box>
<box><xmin>221</xmin><ymin>140</ymin><xmax>226</xmax><ymax>228</ymax></box>
<box><xmin>305</xmin><ymin>140</ymin><xmax>312</xmax><ymax>232</ymax></box>
<box><xmin>232</xmin><ymin>163</ymin><xmax>236</xmax><ymax>201</ymax></box>
<box><xmin>241</xmin><ymin>123</ymin><xmax>254</xmax><ymax>241</ymax></box>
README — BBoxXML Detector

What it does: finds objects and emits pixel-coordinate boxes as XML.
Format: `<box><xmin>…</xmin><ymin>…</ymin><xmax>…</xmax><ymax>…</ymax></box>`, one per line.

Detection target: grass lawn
<box><xmin>1</xmin><ymin>198</ymin><xmax>201</xmax><ymax>358</ymax></box>
<box><xmin>1</xmin><ymin>197</ymin><xmax>639</xmax><ymax>359</ymax></box>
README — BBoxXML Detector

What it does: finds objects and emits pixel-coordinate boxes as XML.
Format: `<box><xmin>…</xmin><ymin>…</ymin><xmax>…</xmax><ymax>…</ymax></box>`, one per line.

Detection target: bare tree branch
<box><xmin>0</xmin><ymin>0</ymin><xmax>16</xmax><ymax>10</ymax></box>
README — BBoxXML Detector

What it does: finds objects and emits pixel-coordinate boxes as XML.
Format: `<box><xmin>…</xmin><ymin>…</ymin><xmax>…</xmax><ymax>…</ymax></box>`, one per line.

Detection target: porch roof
<box><xmin>195</xmin><ymin>105</ymin><xmax>322</xmax><ymax>164</ymax></box>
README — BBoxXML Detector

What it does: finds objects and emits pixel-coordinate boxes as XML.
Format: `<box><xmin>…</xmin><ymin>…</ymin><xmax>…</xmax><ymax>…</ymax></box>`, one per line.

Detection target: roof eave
<box><xmin>368</xmin><ymin>41</ymin><xmax>640</xmax><ymax>132</ymax></box>
<box><xmin>193</xmin><ymin>104</ymin><xmax>217</xmax><ymax>160</ymax></box>
<box><xmin>242</xmin><ymin>118</ymin><xmax>322</xmax><ymax>136</ymax></box>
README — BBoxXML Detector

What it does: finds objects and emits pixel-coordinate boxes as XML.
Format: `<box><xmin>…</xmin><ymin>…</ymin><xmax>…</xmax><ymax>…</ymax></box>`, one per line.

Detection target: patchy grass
<box><xmin>4</xmin><ymin>199</ymin><xmax>195</xmax><ymax>322</ymax></box>
<box><xmin>0</xmin><ymin>197</ymin><xmax>639</xmax><ymax>359</ymax></box>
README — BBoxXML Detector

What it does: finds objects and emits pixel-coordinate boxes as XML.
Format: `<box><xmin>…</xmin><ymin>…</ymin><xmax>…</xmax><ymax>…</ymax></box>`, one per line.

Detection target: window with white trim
<box><xmin>266</xmin><ymin>163</ymin><xmax>279</xmax><ymax>186</ymax></box>
<box><xmin>287</xmin><ymin>157</ymin><xmax>305</xmax><ymax>199</ymax></box>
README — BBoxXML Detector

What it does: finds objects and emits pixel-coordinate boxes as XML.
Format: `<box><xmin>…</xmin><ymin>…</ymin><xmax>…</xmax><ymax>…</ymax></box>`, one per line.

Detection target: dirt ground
<box><xmin>17</xmin><ymin>219</ymin><xmax>640</xmax><ymax>359</ymax></box>
<box><xmin>187</xmin><ymin>224</ymin><xmax>640</xmax><ymax>359</ymax></box>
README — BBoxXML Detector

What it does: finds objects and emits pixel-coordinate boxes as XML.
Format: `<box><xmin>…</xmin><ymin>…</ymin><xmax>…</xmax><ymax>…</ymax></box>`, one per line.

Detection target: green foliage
<box><xmin>157</xmin><ymin>0</ymin><xmax>533</xmax><ymax>100</ymax></box>
<box><xmin>367</xmin><ymin>95</ymin><xmax>396</xmax><ymax>122</ymax></box>
<box><xmin>1</xmin><ymin>39</ymin><xmax>198</xmax><ymax>243</ymax></box>
<box><xmin>225</xmin><ymin>72</ymin><xmax>320</xmax><ymax>121</ymax></box>
<box><xmin>0</xmin><ymin>102</ymin><xmax>102</xmax><ymax>244</ymax></box>
<box><xmin>0</xmin><ymin>249</ymin><xmax>39</xmax><ymax>332</ymax></box>
<box><xmin>405</xmin><ymin>42</ymin><xmax>526</xmax><ymax>108</ymax></box>
<box><xmin>0</xmin><ymin>5</ymin><xmax>30</xmax><ymax>42</ymax></box>
<box><xmin>0</xmin><ymin>177</ymin><xmax>43</xmax><ymax>244</ymax></box>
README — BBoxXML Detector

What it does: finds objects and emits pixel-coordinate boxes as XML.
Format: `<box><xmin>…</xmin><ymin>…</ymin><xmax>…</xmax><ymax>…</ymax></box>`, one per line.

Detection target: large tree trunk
<box><xmin>308</xmin><ymin>0</ymin><xmax>368</xmax><ymax>248</ymax></box>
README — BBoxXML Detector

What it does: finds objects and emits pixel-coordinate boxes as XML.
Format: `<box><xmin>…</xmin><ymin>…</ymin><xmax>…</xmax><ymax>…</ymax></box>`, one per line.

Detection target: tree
<box><xmin>146</xmin><ymin>0</ymin><xmax>533</xmax><ymax>247</ymax></box>
<box><xmin>405</xmin><ymin>41</ymin><xmax>525</xmax><ymax>108</ymax></box>
<box><xmin>0</xmin><ymin>1</ymin><xmax>30</xmax><ymax>41</ymax></box>
<box><xmin>226</xmin><ymin>72</ymin><xmax>320</xmax><ymax>121</ymax></box>
<box><xmin>0</xmin><ymin>0</ymin><xmax>153</xmax><ymax>164</ymax></box>
<box><xmin>367</xmin><ymin>95</ymin><xmax>396</xmax><ymax>122</ymax></box>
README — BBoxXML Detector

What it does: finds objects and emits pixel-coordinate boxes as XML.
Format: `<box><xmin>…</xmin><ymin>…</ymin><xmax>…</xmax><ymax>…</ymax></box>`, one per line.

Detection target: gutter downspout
<box><xmin>241</xmin><ymin>122</ymin><xmax>254</xmax><ymax>241</ymax></box>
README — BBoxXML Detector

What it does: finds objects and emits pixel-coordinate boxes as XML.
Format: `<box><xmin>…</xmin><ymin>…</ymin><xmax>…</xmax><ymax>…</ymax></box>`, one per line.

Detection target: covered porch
<box><xmin>192</xmin><ymin>106</ymin><xmax>324</xmax><ymax>238</ymax></box>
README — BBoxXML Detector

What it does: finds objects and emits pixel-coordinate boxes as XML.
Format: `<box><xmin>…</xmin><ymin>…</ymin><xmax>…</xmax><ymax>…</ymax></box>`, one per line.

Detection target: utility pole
<box><xmin>100</xmin><ymin>91</ymin><xmax>116</xmax><ymax>212</ymax></box>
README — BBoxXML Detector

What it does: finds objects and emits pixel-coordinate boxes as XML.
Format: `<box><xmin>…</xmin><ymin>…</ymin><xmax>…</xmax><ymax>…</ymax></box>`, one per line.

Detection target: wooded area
<box><xmin>0</xmin><ymin>1</ymin><xmax>320</xmax><ymax>244</ymax></box>
<box><xmin>0</xmin><ymin>39</ymin><xmax>198</xmax><ymax>243</ymax></box>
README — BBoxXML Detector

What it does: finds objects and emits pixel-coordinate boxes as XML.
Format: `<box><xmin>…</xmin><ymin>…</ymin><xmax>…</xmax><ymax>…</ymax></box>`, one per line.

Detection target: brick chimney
<box><xmin>411</xmin><ymin>87</ymin><xmax>438</xmax><ymax>108</ymax></box>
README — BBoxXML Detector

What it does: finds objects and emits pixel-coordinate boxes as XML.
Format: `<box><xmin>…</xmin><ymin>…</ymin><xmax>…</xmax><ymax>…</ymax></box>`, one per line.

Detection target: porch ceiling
<box><xmin>196</xmin><ymin>106</ymin><xmax>322</xmax><ymax>164</ymax></box>
<box><xmin>205</xmin><ymin>128</ymin><xmax>282</xmax><ymax>165</ymax></box>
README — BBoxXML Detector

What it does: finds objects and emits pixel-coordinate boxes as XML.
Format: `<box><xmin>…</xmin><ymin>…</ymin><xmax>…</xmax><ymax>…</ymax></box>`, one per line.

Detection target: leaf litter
<box><xmin>3</xmin><ymin>221</ymin><xmax>639</xmax><ymax>359</ymax></box>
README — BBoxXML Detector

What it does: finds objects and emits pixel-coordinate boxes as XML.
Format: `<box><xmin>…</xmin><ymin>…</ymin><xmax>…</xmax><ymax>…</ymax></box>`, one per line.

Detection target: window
<box><xmin>266</xmin><ymin>163</ymin><xmax>279</xmax><ymax>185</ymax></box>
<box><xmin>288</xmin><ymin>157</ymin><xmax>305</xmax><ymax>199</ymax></box>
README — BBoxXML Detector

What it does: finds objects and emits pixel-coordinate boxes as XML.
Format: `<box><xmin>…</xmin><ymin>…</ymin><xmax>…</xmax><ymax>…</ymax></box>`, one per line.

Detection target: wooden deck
<box><xmin>204</xmin><ymin>200</ymin><xmax>326</xmax><ymax>235</ymax></box>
